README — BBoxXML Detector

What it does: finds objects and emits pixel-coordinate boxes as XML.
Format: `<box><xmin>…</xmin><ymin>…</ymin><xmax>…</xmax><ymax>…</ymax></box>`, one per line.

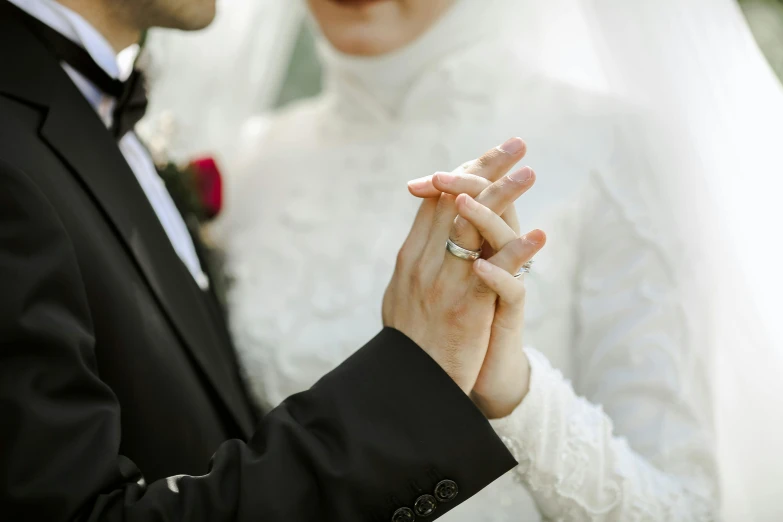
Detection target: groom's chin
<box><xmin>179</xmin><ymin>0</ymin><xmax>217</xmax><ymax>31</ymax></box>
<box><xmin>149</xmin><ymin>0</ymin><xmax>217</xmax><ymax>31</ymax></box>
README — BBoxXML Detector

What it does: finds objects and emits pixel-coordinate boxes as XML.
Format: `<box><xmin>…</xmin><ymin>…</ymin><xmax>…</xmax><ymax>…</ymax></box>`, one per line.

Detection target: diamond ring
<box><xmin>513</xmin><ymin>260</ymin><xmax>534</xmax><ymax>278</ymax></box>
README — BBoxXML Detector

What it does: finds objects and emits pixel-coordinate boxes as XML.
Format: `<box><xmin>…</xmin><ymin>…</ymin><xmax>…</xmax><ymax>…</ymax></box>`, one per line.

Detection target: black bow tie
<box><xmin>10</xmin><ymin>1</ymin><xmax>148</xmax><ymax>141</ymax></box>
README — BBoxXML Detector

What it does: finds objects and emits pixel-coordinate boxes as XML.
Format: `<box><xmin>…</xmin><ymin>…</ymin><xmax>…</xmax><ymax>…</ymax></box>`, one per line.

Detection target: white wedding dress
<box><xmin>215</xmin><ymin>1</ymin><xmax>719</xmax><ymax>519</ymax></box>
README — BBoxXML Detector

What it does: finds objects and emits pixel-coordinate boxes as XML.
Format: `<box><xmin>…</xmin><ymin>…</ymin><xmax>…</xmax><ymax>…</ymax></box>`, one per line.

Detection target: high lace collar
<box><xmin>314</xmin><ymin>0</ymin><xmax>517</xmax><ymax>123</ymax></box>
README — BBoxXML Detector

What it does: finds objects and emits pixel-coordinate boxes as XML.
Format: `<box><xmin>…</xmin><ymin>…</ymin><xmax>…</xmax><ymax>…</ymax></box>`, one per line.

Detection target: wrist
<box><xmin>399</xmin><ymin>329</ymin><xmax>478</xmax><ymax>396</ymax></box>
<box><xmin>470</xmin><ymin>376</ymin><xmax>529</xmax><ymax>419</ymax></box>
<box><xmin>472</xmin><ymin>349</ymin><xmax>531</xmax><ymax>419</ymax></box>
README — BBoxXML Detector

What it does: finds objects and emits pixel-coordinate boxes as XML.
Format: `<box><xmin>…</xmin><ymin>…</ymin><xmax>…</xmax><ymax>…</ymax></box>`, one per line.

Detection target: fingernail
<box><xmin>498</xmin><ymin>137</ymin><xmax>524</xmax><ymax>154</ymax></box>
<box><xmin>435</xmin><ymin>172</ymin><xmax>456</xmax><ymax>185</ymax></box>
<box><xmin>475</xmin><ymin>259</ymin><xmax>491</xmax><ymax>273</ymax></box>
<box><xmin>407</xmin><ymin>176</ymin><xmax>430</xmax><ymax>189</ymax></box>
<box><xmin>508</xmin><ymin>166</ymin><xmax>534</xmax><ymax>183</ymax></box>
<box><xmin>460</xmin><ymin>194</ymin><xmax>477</xmax><ymax>209</ymax></box>
<box><xmin>524</xmin><ymin>229</ymin><xmax>545</xmax><ymax>245</ymax></box>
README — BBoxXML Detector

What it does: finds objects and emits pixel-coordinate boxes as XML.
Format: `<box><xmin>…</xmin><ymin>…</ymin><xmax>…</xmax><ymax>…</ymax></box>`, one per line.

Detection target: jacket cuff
<box><xmin>316</xmin><ymin>327</ymin><xmax>517</xmax><ymax>520</ymax></box>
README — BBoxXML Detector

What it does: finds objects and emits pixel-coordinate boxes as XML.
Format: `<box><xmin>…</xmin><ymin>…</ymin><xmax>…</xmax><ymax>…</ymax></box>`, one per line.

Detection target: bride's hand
<box><xmin>456</xmin><ymin>193</ymin><xmax>545</xmax><ymax>419</ymax></box>
<box><xmin>407</xmin><ymin>147</ymin><xmax>544</xmax><ymax>418</ymax></box>
<box><xmin>383</xmin><ymin>139</ymin><xmax>532</xmax><ymax>394</ymax></box>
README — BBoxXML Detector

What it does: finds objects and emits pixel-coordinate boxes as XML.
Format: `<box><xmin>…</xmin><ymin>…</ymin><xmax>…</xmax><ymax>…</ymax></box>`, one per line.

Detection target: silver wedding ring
<box><xmin>446</xmin><ymin>238</ymin><xmax>481</xmax><ymax>261</ymax></box>
<box><xmin>514</xmin><ymin>260</ymin><xmax>535</xmax><ymax>278</ymax></box>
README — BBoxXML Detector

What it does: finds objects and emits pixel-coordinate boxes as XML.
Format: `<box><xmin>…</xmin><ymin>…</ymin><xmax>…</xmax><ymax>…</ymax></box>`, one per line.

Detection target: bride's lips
<box><xmin>330</xmin><ymin>0</ymin><xmax>392</xmax><ymax>6</ymax></box>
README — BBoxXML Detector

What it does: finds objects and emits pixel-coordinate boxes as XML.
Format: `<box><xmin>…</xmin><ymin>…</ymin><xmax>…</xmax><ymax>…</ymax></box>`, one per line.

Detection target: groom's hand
<box><xmin>404</xmin><ymin>139</ymin><xmax>547</xmax><ymax>418</ymax></box>
<box><xmin>382</xmin><ymin>138</ymin><xmax>534</xmax><ymax>393</ymax></box>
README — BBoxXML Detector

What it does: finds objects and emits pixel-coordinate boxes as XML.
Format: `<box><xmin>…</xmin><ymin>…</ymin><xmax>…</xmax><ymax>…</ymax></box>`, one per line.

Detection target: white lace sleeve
<box><xmin>490</xmin><ymin>170</ymin><xmax>719</xmax><ymax>521</ymax></box>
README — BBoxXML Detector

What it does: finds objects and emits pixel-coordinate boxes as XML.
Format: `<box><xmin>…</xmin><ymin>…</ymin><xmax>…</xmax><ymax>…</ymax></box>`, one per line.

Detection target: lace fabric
<box><xmin>492</xmin><ymin>348</ymin><xmax>716</xmax><ymax>521</ymax></box>
<box><xmin>485</xmin><ymin>166</ymin><xmax>717</xmax><ymax>521</ymax></box>
<box><xmin>216</xmin><ymin>26</ymin><xmax>718</xmax><ymax>521</ymax></box>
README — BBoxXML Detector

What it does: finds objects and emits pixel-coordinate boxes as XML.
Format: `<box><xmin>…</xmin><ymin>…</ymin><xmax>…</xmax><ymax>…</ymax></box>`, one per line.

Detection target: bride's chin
<box><xmin>329</xmin><ymin>0</ymin><xmax>394</xmax><ymax>6</ymax></box>
<box><xmin>312</xmin><ymin>0</ymin><xmax>452</xmax><ymax>56</ymax></box>
<box><xmin>329</xmin><ymin>28</ymin><xmax>403</xmax><ymax>56</ymax></box>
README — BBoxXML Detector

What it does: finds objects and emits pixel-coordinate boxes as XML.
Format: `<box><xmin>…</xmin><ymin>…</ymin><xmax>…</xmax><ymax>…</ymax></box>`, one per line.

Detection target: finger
<box><xmin>473</xmin><ymin>259</ymin><xmax>526</xmax><ymax>331</ymax></box>
<box><xmin>455</xmin><ymin>194</ymin><xmax>517</xmax><ymax>253</ymax></box>
<box><xmin>474</xmin><ymin>166</ymin><xmax>535</xmax><ymax>222</ymax></box>
<box><xmin>488</xmin><ymin>229</ymin><xmax>546</xmax><ymax>275</ymax></box>
<box><xmin>450</xmin><ymin>167</ymin><xmax>535</xmax><ymax>252</ymax></box>
<box><xmin>408</xmin><ymin>171</ymin><xmax>492</xmax><ymax>199</ymax></box>
<box><xmin>480</xmin><ymin>208</ymin><xmax>521</xmax><ymax>258</ymax></box>
<box><xmin>408</xmin><ymin>174</ymin><xmax>442</xmax><ymax>198</ymax></box>
<box><xmin>464</xmin><ymin>137</ymin><xmax>528</xmax><ymax>181</ymax></box>
<box><xmin>433</xmin><ymin>171</ymin><xmax>493</xmax><ymax>197</ymax></box>
<box><xmin>421</xmin><ymin>137</ymin><xmax>528</xmax><ymax>276</ymax></box>
<box><xmin>398</xmin><ymin>197</ymin><xmax>439</xmax><ymax>269</ymax></box>
<box><xmin>412</xmin><ymin>136</ymin><xmax>527</xmax><ymax>198</ymax></box>
<box><xmin>421</xmin><ymin>192</ymin><xmax>460</xmax><ymax>270</ymax></box>
<box><xmin>501</xmin><ymin>207</ymin><xmax>520</xmax><ymax>236</ymax></box>
<box><xmin>467</xmin><ymin>229</ymin><xmax>544</xmax><ymax>302</ymax></box>
<box><xmin>474</xmin><ymin>258</ymin><xmax>525</xmax><ymax>304</ymax></box>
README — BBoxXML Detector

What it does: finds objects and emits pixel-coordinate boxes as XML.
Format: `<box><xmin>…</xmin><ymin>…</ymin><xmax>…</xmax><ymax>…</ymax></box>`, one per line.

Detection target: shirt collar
<box><xmin>8</xmin><ymin>0</ymin><xmax>140</xmax><ymax>125</ymax></box>
<box><xmin>8</xmin><ymin>0</ymin><xmax>122</xmax><ymax>79</ymax></box>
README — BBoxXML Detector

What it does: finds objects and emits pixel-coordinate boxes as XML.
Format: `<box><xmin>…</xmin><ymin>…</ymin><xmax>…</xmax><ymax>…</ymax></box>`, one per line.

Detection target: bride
<box><xmin>209</xmin><ymin>0</ymin><xmax>742</xmax><ymax>520</ymax></box>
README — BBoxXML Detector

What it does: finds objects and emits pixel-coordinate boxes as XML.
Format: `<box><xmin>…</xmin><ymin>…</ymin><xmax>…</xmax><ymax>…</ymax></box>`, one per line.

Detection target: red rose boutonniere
<box><xmin>141</xmin><ymin>112</ymin><xmax>223</xmax><ymax>223</ymax></box>
<box><xmin>187</xmin><ymin>156</ymin><xmax>223</xmax><ymax>221</ymax></box>
<box><xmin>156</xmin><ymin>155</ymin><xmax>224</xmax><ymax>223</ymax></box>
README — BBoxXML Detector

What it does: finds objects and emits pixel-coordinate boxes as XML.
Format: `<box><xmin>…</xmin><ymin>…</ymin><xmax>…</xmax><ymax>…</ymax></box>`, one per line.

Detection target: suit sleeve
<box><xmin>0</xmin><ymin>160</ymin><xmax>516</xmax><ymax>522</ymax></box>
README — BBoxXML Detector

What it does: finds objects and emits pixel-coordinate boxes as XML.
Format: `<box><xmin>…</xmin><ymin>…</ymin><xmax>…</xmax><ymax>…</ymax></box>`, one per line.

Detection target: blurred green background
<box><xmin>741</xmin><ymin>0</ymin><xmax>783</xmax><ymax>78</ymax></box>
<box><xmin>274</xmin><ymin>0</ymin><xmax>783</xmax><ymax>109</ymax></box>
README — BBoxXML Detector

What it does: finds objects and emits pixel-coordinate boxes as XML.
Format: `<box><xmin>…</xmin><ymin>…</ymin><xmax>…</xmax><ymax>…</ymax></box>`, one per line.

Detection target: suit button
<box><xmin>392</xmin><ymin>506</ymin><xmax>415</xmax><ymax>522</ymax></box>
<box><xmin>414</xmin><ymin>494</ymin><xmax>438</xmax><ymax>517</ymax></box>
<box><xmin>434</xmin><ymin>479</ymin><xmax>459</xmax><ymax>503</ymax></box>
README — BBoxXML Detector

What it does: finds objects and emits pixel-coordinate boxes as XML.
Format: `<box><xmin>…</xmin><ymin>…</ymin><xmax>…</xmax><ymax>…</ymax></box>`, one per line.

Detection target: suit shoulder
<box><xmin>0</xmin><ymin>94</ymin><xmax>47</xmax><ymax>165</ymax></box>
<box><xmin>0</xmin><ymin>155</ymin><xmax>62</xmax><ymax>230</ymax></box>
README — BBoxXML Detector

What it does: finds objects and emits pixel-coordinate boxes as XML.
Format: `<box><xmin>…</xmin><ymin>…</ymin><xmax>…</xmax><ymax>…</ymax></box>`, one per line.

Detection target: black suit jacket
<box><xmin>0</xmin><ymin>4</ymin><xmax>515</xmax><ymax>521</ymax></box>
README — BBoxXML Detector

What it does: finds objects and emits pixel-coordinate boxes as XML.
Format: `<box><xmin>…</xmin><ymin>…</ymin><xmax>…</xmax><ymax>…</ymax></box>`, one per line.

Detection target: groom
<box><xmin>0</xmin><ymin>0</ymin><xmax>531</xmax><ymax>520</ymax></box>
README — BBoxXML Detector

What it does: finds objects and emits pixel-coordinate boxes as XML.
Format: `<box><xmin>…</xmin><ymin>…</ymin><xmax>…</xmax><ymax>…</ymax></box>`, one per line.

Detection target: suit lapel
<box><xmin>0</xmin><ymin>6</ymin><xmax>254</xmax><ymax>437</ymax></box>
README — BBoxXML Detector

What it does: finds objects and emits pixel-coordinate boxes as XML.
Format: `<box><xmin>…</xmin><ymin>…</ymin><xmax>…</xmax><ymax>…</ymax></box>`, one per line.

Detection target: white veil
<box><xmin>139</xmin><ymin>0</ymin><xmax>305</xmax><ymax>161</ymax></box>
<box><xmin>517</xmin><ymin>1</ymin><xmax>783</xmax><ymax>519</ymax></box>
<box><xmin>592</xmin><ymin>4</ymin><xmax>783</xmax><ymax>520</ymax></box>
<box><xmin>140</xmin><ymin>0</ymin><xmax>783</xmax><ymax>518</ymax></box>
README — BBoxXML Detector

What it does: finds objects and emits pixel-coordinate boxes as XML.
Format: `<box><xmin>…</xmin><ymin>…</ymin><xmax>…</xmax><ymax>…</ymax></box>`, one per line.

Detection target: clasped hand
<box><xmin>382</xmin><ymin>138</ymin><xmax>545</xmax><ymax>419</ymax></box>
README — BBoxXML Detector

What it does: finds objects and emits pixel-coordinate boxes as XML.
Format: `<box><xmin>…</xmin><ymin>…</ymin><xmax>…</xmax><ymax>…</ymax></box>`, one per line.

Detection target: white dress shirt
<box><xmin>10</xmin><ymin>0</ymin><xmax>209</xmax><ymax>290</ymax></box>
